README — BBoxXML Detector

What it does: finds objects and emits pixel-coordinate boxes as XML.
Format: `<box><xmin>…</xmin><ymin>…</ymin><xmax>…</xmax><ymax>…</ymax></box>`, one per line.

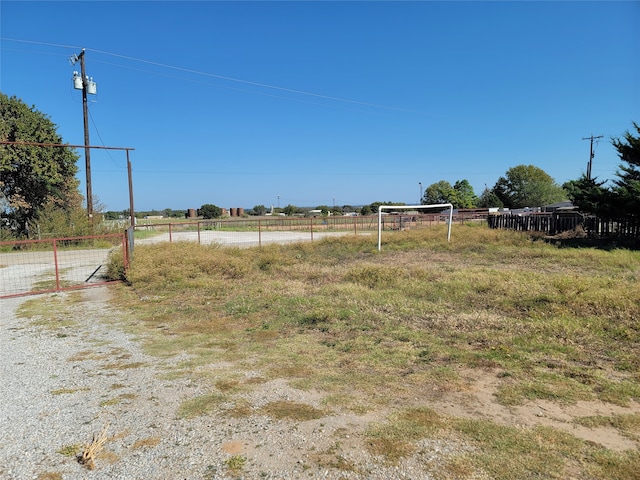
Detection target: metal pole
<box><xmin>127</xmin><ymin>149</ymin><xmax>135</xmax><ymax>227</ymax></box>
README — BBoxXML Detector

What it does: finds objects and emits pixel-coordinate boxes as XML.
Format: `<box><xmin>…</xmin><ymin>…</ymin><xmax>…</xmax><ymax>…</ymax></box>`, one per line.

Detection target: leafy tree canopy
<box><xmin>198</xmin><ymin>204</ymin><xmax>222</xmax><ymax>219</ymax></box>
<box><xmin>0</xmin><ymin>93</ymin><xmax>81</xmax><ymax>235</ymax></box>
<box><xmin>315</xmin><ymin>205</ymin><xmax>331</xmax><ymax>216</ymax></box>
<box><xmin>477</xmin><ymin>187</ymin><xmax>503</xmax><ymax>209</ymax></box>
<box><xmin>368</xmin><ymin>201</ymin><xmax>406</xmax><ymax>213</ymax></box>
<box><xmin>492</xmin><ymin>164</ymin><xmax>566</xmax><ymax>209</ymax></box>
<box><xmin>359</xmin><ymin>205</ymin><xmax>372</xmax><ymax>216</ymax></box>
<box><xmin>422</xmin><ymin>179</ymin><xmax>477</xmax><ymax>209</ymax></box>
<box><xmin>282</xmin><ymin>204</ymin><xmax>300</xmax><ymax>216</ymax></box>
<box><xmin>423</xmin><ymin>180</ymin><xmax>455</xmax><ymax>205</ymax></box>
<box><xmin>452</xmin><ymin>179</ymin><xmax>478</xmax><ymax>209</ymax></box>
<box><xmin>252</xmin><ymin>204</ymin><xmax>267</xmax><ymax>216</ymax></box>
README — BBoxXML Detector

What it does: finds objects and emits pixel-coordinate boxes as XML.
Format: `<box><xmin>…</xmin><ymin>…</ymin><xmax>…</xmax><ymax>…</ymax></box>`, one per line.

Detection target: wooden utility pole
<box><xmin>70</xmin><ymin>49</ymin><xmax>97</xmax><ymax>226</ymax></box>
<box><xmin>78</xmin><ymin>50</ymin><xmax>94</xmax><ymax>224</ymax></box>
<box><xmin>582</xmin><ymin>134</ymin><xmax>604</xmax><ymax>180</ymax></box>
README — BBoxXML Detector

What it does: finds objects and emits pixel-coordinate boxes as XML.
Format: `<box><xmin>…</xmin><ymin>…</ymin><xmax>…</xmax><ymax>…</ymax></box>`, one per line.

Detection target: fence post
<box><xmin>258</xmin><ymin>219</ymin><xmax>262</xmax><ymax>248</ymax></box>
<box><xmin>53</xmin><ymin>239</ymin><xmax>61</xmax><ymax>291</ymax></box>
<box><xmin>126</xmin><ymin>226</ymin><xmax>134</xmax><ymax>261</ymax></box>
<box><xmin>310</xmin><ymin>217</ymin><xmax>314</xmax><ymax>242</ymax></box>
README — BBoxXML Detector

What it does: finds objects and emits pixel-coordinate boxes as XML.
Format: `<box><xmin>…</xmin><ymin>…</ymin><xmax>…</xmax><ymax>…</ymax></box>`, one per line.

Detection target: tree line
<box><xmin>1</xmin><ymin>92</ymin><xmax>638</xmax><ymax>239</ymax></box>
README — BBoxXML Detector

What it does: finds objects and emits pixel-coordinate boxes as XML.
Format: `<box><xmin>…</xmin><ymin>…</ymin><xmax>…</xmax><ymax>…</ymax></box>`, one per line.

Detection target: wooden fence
<box><xmin>487</xmin><ymin>213</ymin><xmax>640</xmax><ymax>238</ymax></box>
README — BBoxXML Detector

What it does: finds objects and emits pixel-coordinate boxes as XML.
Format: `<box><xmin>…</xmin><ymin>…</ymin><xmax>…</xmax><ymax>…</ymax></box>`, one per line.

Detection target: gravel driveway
<box><xmin>0</xmin><ymin>285</ymin><xmax>454</xmax><ymax>479</ymax></box>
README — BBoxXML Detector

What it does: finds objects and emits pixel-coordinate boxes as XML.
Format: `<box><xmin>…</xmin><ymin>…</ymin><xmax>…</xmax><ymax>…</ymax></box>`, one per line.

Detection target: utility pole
<box><xmin>70</xmin><ymin>49</ymin><xmax>97</xmax><ymax>225</ymax></box>
<box><xmin>582</xmin><ymin>134</ymin><xmax>603</xmax><ymax>180</ymax></box>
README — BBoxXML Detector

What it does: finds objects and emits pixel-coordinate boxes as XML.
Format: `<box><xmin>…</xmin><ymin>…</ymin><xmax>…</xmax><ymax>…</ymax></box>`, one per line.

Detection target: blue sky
<box><xmin>1</xmin><ymin>1</ymin><xmax>638</xmax><ymax>212</ymax></box>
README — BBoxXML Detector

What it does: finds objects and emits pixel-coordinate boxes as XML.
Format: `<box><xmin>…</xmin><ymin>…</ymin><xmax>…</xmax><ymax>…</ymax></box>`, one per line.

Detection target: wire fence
<box><xmin>133</xmin><ymin>214</ymin><xmax>458</xmax><ymax>247</ymax></box>
<box><xmin>0</xmin><ymin>233</ymin><xmax>128</xmax><ymax>299</ymax></box>
<box><xmin>1</xmin><ymin>213</ymin><xmax>482</xmax><ymax>298</ymax></box>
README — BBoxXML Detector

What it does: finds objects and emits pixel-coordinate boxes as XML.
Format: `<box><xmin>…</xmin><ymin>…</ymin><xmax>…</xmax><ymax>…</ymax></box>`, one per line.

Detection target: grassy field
<box><xmin>107</xmin><ymin>224</ymin><xmax>639</xmax><ymax>479</ymax></box>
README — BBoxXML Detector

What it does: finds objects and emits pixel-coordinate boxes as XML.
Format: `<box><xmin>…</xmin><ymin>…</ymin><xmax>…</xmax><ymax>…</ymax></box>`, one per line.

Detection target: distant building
<box><xmin>542</xmin><ymin>201</ymin><xmax>575</xmax><ymax>213</ymax></box>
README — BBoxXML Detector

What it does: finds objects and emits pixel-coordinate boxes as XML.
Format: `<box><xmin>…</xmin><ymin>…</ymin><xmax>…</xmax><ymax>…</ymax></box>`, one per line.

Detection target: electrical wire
<box><xmin>0</xmin><ymin>37</ymin><xmax>425</xmax><ymax>115</ymax></box>
<box><xmin>88</xmin><ymin>108</ymin><xmax>124</xmax><ymax>169</ymax></box>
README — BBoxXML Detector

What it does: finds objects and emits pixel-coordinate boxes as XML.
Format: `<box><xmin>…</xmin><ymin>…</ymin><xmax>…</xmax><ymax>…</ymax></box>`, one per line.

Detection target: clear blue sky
<box><xmin>1</xmin><ymin>1</ymin><xmax>638</xmax><ymax>212</ymax></box>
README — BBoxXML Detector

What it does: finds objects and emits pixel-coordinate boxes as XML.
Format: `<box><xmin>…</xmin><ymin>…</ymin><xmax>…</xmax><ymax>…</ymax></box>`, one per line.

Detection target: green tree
<box><xmin>611</xmin><ymin>122</ymin><xmax>640</xmax><ymax>215</ymax></box>
<box><xmin>369</xmin><ymin>201</ymin><xmax>405</xmax><ymax>213</ymax></box>
<box><xmin>0</xmin><ymin>93</ymin><xmax>81</xmax><ymax>236</ymax></box>
<box><xmin>283</xmin><ymin>204</ymin><xmax>298</xmax><ymax>216</ymax></box>
<box><xmin>359</xmin><ymin>205</ymin><xmax>372</xmax><ymax>216</ymax></box>
<box><xmin>252</xmin><ymin>204</ymin><xmax>267</xmax><ymax>216</ymax></box>
<box><xmin>423</xmin><ymin>181</ymin><xmax>455</xmax><ymax>205</ymax></box>
<box><xmin>477</xmin><ymin>187</ymin><xmax>503</xmax><ymax>208</ymax></box>
<box><xmin>452</xmin><ymin>179</ymin><xmax>478</xmax><ymax>208</ymax></box>
<box><xmin>198</xmin><ymin>204</ymin><xmax>222</xmax><ymax>219</ymax></box>
<box><xmin>315</xmin><ymin>205</ymin><xmax>331</xmax><ymax>216</ymax></box>
<box><xmin>563</xmin><ymin>175</ymin><xmax>612</xmax><ymax>216</ymax></box>
<box><xmin>493</xmin><ymin>164</ymin><xmax>566</xmax><ymax>209</ymax></box>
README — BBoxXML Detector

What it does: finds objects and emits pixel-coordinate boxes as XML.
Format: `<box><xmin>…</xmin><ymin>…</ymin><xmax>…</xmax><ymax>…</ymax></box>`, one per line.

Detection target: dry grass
<box><xmin>78</xmin><ymin>424</ymin><xmax>110</xmax><ymax>470</ymax></box>
<box><xmin>259</xmin><ymin>400</ymin><xmax>326</xmax><ymax>421</ymax></box>
<box><xmin>36</xmin><ymin>472</ymin><xmax>63</xmax><ymax>480</ymax></box>
<box><xmin>106</xmin><ymin>224</ymin><xmax>640</xmax><ymax>478</ymax></box>
<box><xmin>131</xmin><ymin>436</ymin><xmax>161</xmax><ymax>449</ymax></box>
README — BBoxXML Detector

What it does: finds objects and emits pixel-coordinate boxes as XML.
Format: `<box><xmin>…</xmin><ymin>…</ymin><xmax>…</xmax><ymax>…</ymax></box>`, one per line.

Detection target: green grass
<box><xmin>105</xmin><ymin>224</ymin><xmax>640</xmax><ymax>477</ymax></box>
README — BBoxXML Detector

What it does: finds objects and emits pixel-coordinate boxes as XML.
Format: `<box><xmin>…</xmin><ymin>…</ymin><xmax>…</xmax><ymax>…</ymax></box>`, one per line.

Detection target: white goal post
<box><xmin>377</xmin><ymin>203</ymin><xmax>453</xmax><ymax>251</ymax></box>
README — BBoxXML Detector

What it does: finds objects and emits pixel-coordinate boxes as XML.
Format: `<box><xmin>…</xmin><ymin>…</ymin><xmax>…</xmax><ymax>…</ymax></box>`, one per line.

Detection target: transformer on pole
<box><xmin>69</xmin><ymin>49</ymin><xmax>98</xmax><ymax>225</ymax></box>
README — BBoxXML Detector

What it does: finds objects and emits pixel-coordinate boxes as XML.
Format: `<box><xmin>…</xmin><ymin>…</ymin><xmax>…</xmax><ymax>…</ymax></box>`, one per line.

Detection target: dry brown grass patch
<box><xmin>36</xmin><ymin>472</ymin><xmax>63</xmax><ymax>480</ymax></box>
<box><xmin>131</xmin><ymin>436</ymin><xmax>161</xmax><ymax>449</ymax></box>
<box><xmin>78</xmin><ymin>424</ymin><xmax>109</xmax><ymax>470</ymax></box>
<box><xmin>259</xmin><ymin>400</ymin><xmax>326</xmax><ymax>421</ymax></box>
<box><xmin>101</xmin><ymin>361</ymin><xmax>145</xmax><ymax>370</ymax></box>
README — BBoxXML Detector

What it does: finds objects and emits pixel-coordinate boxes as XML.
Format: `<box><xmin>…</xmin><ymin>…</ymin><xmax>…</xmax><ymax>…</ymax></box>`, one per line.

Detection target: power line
<box><xmin>1</xmin><ymin>37</ymin><xmax>423</xmax><ymax>114</ymax></box>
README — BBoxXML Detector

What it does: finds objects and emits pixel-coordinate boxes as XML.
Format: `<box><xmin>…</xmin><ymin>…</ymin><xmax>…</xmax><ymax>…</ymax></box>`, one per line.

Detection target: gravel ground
<box><xmin>0</xmin><ymin>286</ymin><xmax>458</xmax><ymax>479</ymax></box>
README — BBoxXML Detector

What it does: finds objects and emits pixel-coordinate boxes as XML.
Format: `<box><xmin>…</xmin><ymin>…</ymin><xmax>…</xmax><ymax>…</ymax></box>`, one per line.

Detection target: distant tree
<box><xmin>452</xmin><ymin>180</ymin><xmax>478</xmax><ymax>208</ymax></box>
<box><xmin>0</xmin><ymin>93</ymin><xmax>81</xmax><ymax>236</ymax></box>
<box><xmin>252</xmin><ymin>204</ymin><xmax>267</xmax><ymax>216</ymax></box>
<box><xmin>369</xmin><ymin>201</ymin><xmax>405</xmax><ymax>213</ymax></box>
<box><xmin>198</xmin><ymin>204</ymin><xmax>222</xmax><ymax>219</ymax></box>
<box><xmin>563</xmin><ymin>175</ymin><xmax>613</xmax><ymax>216</ymax></box>
<box><xmin>611</xmin><ymin>122</ymin><xmax>640</xmax><ymax>215</ymax></box>
<box><xmin>359</xmin><ymin>205</ymin><xmax>372</xmax><ymax>216</ymax></box>
<box><xmin>423</xmin><ymin>181</ymin><xmax>455</xmax><ymax>205</ymax></box>
<box><xmin>283</xmin><ymin>204</ymin><xmax>298</xmax><ymax>216</ymax></box>
<box><xmin>476</xmin><ymin>187</ymin><xmax>504</xmax><ymax>209</ymax></box>
<box><xmin>315</xmin><ymin>205</ymin><xmax>331</xmax><ymax>216</ymax></box>
<box><xmin>493</xmin><ymin>165</ymin><xmax>566</xmax><ymax>209</ymax></box>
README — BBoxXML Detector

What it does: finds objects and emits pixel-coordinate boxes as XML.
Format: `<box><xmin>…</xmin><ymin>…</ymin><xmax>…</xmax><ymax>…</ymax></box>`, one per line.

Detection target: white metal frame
<box><xmin>377</xmin><ymin>203</ymin><xmax>453</xmax><ymax>251</ymax></box>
